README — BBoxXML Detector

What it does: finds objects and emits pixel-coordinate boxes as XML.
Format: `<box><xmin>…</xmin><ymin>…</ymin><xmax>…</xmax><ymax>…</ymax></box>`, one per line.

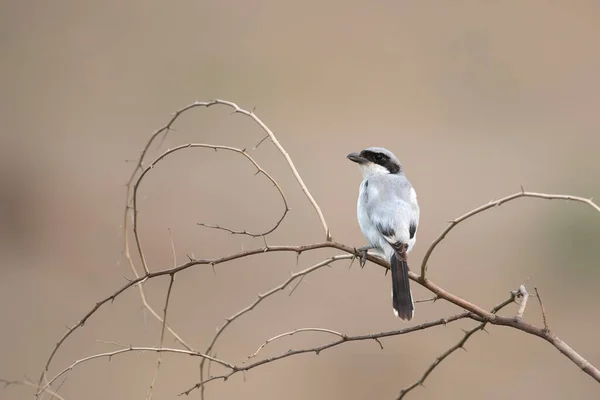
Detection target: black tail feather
<box><xmin>390</xmin><ymin>252</ymin><xmax>414</xmax><ymax>321</ymax></box>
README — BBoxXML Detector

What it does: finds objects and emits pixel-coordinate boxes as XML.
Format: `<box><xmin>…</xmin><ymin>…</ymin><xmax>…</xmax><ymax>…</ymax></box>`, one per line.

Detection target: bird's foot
<box><xmin>354</xmin><ymin>246</ymin><xmax>373</xmax><ymax>268</ymax></box>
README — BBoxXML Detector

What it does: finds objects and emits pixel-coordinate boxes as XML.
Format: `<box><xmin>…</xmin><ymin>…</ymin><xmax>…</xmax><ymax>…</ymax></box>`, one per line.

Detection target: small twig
<box><xmin>50</xmin><ymin>375</ymin><xmax>68</xmax><ymax>400</ymax></box>
<box><xmin>535</xmin><ymin>287</ymin><xmax>549</xmax><ymax>331</ymax></box>
<box><xmin>202</xmin><ymin>100</ymin><xmax>331</xmax><ymax>241</ymax></box>
<box><xmin>35</xmin><ymin>237</ymin><xmax>600</xmax><ymax>395</ymax></box>
<box><xmin>253</xmin><ymin>134</ymin><xmax>270</xmax><ymax>149</ymax></box>
<box><xmin>515</xmin><ymin>285</ymin><xmax>530</xmax><ymax>320</ymax></box>
<box><xmin>420</xmin><ymin>191</ymin><xmax>600</xmax><ymax>279</ymax></box>
<box><xmin>183</xmin><ymin>312</ymin><xmax>472</xmax><ymax>396</ymax></box>
<box><xmin>1</xmin><ymin>378</ymin><xmax>66</xmax><ymax>400</ymax></box>
<box><xmin>414</xmin><ymin>296</ymin><xmax>439</xmax><ymax>304</ymax></box>
<box><xmin>39</xmin><ymin>347</ymin><xmax>234</xmax><ymax>394</ymax></box>
<box><xmin>288</xmin><ymin>274</ymin><xmax>306</xmax><ymax>296</ymax></box>
<box><xmin>397</xmin><ymin>291</ymin><xmax>517</xmax><ymax>399</ymax></box>
<box><xmin>96</xmin><ymin>340</ymin><xmax>129</xmax><ymax>348</ymax></box>
<box><xmin>136</xmin><ymin>144</ymin><xmax>289</xmax><ymax>241</ymax></box>
<box><xmin>24</xmin><ymin>97</ymin><xmax>600</xmax><ymax>400</ymax></box>
<box><xmin>244</xmin><ymin>328</ymin><xmax>346</xmax><ymax>362</ymax></box>
<box><xmin>146</xmin><ymin>274</ymin><xmax>176</xmax><ymax>400</ymax></box>
<box><xmin>198</xmin><ymin>254</ymin><xmax>353</xmax><ymax>399</ymax></box>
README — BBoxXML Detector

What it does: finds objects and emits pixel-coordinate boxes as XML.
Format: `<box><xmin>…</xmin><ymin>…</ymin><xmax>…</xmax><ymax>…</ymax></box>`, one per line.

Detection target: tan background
<box><xmin>2</xmin><ymin>1</ymin><xmax>600</xmax><ymax>399</ymax></box>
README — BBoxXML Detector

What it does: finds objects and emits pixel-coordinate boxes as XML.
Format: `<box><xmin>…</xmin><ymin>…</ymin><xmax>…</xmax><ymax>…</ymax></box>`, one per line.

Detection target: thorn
<box><xmin>520</xmin><ymin>185</ymin><xmax>525</xmax><ymax>193</ymax></box>
<box><xmin>210</xmin><ymin>262</ymin><xmax>216</xmax><ymax>275</ymax></box>
<box><xmin>348</xmin><ymin>256</ymin><xmax>355</xmax><ymax>269</ymax></box>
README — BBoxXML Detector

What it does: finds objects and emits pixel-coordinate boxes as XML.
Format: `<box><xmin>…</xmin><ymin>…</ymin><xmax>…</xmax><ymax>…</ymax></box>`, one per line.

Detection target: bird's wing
<box><xmin>366</xmin><ymin>175</ymin><xmax>418</xmax><ymax>250</ymax></box>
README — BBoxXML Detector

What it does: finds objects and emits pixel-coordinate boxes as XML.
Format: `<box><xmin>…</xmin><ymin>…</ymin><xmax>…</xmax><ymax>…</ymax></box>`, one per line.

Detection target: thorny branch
<box><xmin>244</xmin><ymin>328</ymin><xmax>348</xmax><ymax>362</ymax></box>
<box><xmin>1</xmin><ymin>378</ymin><xmax>66</xmax><ymax>400</ymax></box>
<box><xmin>535</xmin><ymin>287</ymin><xmax>549</xmax><ymax>331</ymax></box>
<box><xmin>1</xmin><ymin>99</ymin><xmax>593</xmax><ymax>400</ymax></box>
<box><xmin>397</xmin><ymin>289</ymin><xmax>518</xmax><ymax>399</ymax></box>
<box><xmin>420</xmin><ymin>190</ymin><xmax>600</xmax><ymax>279</ymax></box>
<box><xmin>146</xmin><ymin>273</ymin><xmax>175</xmax><ymax>400</ymax></box>
<box><xmin>182</xmin><ymin>312</ymin><xmax>475</xmax><ymax>396</ymax></box>
<box><xmin>197</xmin><ymin>254</ymin><xmax>353</xmax><ymax>398</ymax></box>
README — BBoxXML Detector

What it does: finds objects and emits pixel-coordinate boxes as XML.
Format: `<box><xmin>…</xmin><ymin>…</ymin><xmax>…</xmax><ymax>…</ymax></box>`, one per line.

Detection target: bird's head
<box><xmin>347</xmin><ymin>147</ymin><xmax>402</xmax><ymax>178</ymax></box>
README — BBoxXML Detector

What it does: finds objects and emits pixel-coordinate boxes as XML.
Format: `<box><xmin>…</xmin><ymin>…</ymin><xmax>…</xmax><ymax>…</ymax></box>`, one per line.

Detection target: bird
<box><xmin>347</xmin><ymin>147</ymin><xmax>420</xmax><ymax>320</ymax></box>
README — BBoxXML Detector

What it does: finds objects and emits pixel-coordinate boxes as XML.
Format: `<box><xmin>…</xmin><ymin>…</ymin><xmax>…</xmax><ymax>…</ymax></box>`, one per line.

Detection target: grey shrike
<box><xmin>347</xmin><ymin>147</ymin><xmax>420</xmax><ymax>321</ymax></box>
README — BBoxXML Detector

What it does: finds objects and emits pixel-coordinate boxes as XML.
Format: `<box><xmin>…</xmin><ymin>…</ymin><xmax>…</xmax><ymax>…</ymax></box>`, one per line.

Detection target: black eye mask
<box><xmin>360</xmin><ymin>150</ymin><xmax>400</xmax><ymax>174</ymax></box>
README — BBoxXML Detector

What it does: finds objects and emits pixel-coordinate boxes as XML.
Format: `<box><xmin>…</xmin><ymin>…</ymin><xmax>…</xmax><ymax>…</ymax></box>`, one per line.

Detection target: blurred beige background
<box><xmin>1</xmin><ymin>1</ymin><xmax>600</xmax><ymax>399</ymax></box>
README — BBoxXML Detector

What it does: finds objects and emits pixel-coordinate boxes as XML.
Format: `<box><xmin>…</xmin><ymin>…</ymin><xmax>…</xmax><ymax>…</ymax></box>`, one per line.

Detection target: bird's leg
<box><xmin>354</xmin><ymin>245</ymin><xmax>374</xmax><ymax>268</ymax></box>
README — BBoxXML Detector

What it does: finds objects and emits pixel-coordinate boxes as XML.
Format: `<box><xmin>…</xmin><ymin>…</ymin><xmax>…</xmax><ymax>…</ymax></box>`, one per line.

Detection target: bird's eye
<box><xmin>375</xmin><ymin>154</ymin><xmax>383</xmax><ymax>160</ymax></box>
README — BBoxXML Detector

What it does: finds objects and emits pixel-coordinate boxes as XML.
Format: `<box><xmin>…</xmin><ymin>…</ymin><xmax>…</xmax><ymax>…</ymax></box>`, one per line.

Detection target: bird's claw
<box><xmin>353</xmin><ymin>246</ymin><xmax>370</xmax><ymax>268</ymax></box>
<box><xmin>359</xmin><ymin>249</ymin><xmax>368</xmax><ymax>268</ymax></box>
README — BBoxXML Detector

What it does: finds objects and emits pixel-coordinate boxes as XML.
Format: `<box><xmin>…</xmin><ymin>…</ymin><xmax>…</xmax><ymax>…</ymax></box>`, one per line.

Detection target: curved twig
<box><xmin>35</xmin><ymin>229</ymin><xmax>600</xmax><ymax>398</ymax></box>
<box><xmin>397</xmin><ymin>290</ymin><xmax>517</xmax><ymax>399</ymax></box>
<box><xmin>197</xmin><ymin>254</ymin><xmax>353</xmax><ymax>398</ymax></box>
<box><xmin>133</xmin><ymin>143</ymin><xmax>289</xmax><ymax>240</ymax></box>
<box><xmin>40</xmin><ymin>347</ymin><xmax>234</xmax><ymax>393</ymax></box>
<box><xmin>147</xmin><ymin>273</ymin><xmax>176</xmax><ymax>400</ymax></box>
<box><xmin>1</xmin><ymin>378</ymin><xmax>66</xmax><ymax>400</ymax></box>
<box><xmin>31</xmin><ymin>116</ymin><xmax>600</xmax><ymax>400</ymax></box>
<box><xmin>182</xmin><ymin>312</ymin><xmax>473</xmax><ymax>396</ymax></box>
<box><xmin>200</xmin><ymin>99</ymin><xmax>331</xmax><ymax>241</ymax></box>
<box><xmin>420</xmin><ymin>190</ymin><xmax>600</xmax><ymax>279</ymax></box>
<box><xmin>244</xmin><ymin>328</ymin><xmax>346</xmax><ymax>362</ymax></box>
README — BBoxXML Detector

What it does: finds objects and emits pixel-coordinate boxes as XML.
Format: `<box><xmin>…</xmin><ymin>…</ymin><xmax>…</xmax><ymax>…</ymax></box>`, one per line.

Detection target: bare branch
<box><xmin>27</xmin><ymin>96</ymin><xmax>600</xmax><ymax>399</ymax></box>
<box><xmin>136</xmin><ymin>144</ymin><xmax>289</xmax><ymax>259</ymax></box>
<box><xmin>1</xmin><ymin>378</ymin><xmax>66</xmax><ymax>400</ymax></box>
<box><xmin>40</xmin><ymin>347</ymin><xmax>234</xmax><ymax>394</ymax></box>
<box><xmin>420</xmin><ymin>191</ymin><xmax>600</xmax><ymax>279</ymax></box>
<box><xmin>183</xmin><ymin>312</ymin><xmax>473</xmax><ymax>396</ymax></box>
<box><xmin>199</xmin><ymin>99</ymin><xmax>331</xmax><ymax>241</ymax></box>
<box><xmin>397</xmin><ymin>290</ymin><xmax>517</xmax><ymax>399</ymax></box>
<box><xmin>515</xmin><ymin>285</ymin><xmax>529</xmax><ymax>320</ymax></box>
<box><xmin>535</xmin><ymin>287</ymin><xmax>549</xmax><ymax>331</ymax></box>
<box><xmin>119</xmin><ymin>99</ymin><xmax>329</xmax><ymax>240</ymax></box>
<box><xmin>414</xmin><ymin>296</ymin><xmax>439</xmax><ymax>304</ymax></box>
<box><xmin>35</xmin><ymin>236</ymin><xmax>600</xmax><ymax>394</ymax></box>
<box><xmin>244</xmin><ymin>328</ymin><xmax>346</xmax><ymax>362</ymax></box>
<box><xmin>146</xmin><ymin>273</ymin><xmax>176</xmax><ymax>400</ymax></box>
<box><xmin>194</xmin><ymin>146</ymin><xmax>289</xmax><ymax>237</ymax></box>
<box><xmin>198</xmin><ymin>254</ymin><xmax>353</xmax><ymax>399</ymax></box>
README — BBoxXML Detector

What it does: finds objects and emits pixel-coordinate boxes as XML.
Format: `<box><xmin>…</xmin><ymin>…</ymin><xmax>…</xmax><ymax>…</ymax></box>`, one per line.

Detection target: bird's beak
<box><xmin>347</xmin><ymin>152</ymin><xmax>368</xmax><ymax>164</ymax></box>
